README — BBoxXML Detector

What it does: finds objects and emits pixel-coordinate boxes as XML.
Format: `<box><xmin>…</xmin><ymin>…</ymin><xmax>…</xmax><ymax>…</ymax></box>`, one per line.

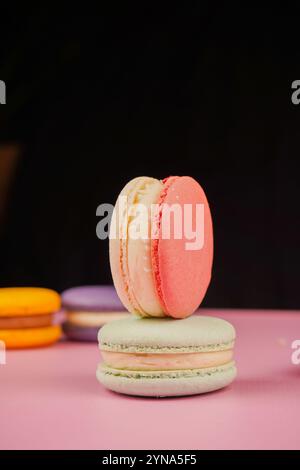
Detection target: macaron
<box><xmin>97</xmin><ymin>315</ymin><xmax>236</xmax><ymax>397</ymax></box>
<box><xmin>61</xmin><ymin>285</ymin><xmax>130</xmax><ymax>342</ymax></box>
<box><xmin>63</xmin><ymin>324</ymin><xmax>104</xmax><ymax>342</ymax></box>
<box><xmin>0</xmin><ymin>287</ymin><xmax>62</xmax><ymax>349</ymax></box>
<box><xmin>109</xmin><ymin>176</ymin><xmax>213</xmax><ymax>319</ymax></box>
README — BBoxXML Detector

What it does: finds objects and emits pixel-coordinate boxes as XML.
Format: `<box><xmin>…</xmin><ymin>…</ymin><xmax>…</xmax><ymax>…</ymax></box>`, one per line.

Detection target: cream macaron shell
<box><xmin>97</xmin><ymin>316</ymin><xmax>236</xmax><ymax>397</ymax></box>
<box><xmin>110</xmin><ymin>176</ymin><xmax>164</xmax><ymax>317</ymax></box>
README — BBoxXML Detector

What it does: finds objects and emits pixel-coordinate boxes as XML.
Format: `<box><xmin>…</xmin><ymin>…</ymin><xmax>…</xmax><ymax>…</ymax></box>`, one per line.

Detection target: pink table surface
<box><xmin>1</xmin><ymin>309</ymin><xmax>300</xmax><ymax>450</ymax></box>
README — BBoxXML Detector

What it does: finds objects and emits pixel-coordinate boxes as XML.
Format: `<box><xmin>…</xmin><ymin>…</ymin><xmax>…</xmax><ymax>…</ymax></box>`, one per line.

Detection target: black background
<box><xmin>0</xmin><ymin>6</ymin><xmax>299</xmax><ymax>309</ymax></box>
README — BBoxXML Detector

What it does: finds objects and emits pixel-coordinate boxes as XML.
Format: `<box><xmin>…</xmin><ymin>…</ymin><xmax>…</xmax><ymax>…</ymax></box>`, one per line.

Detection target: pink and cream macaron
<box><xmin>109</xmin><ymin>176</ymin><xmax>213</xmax><ymax>318</ymax></box>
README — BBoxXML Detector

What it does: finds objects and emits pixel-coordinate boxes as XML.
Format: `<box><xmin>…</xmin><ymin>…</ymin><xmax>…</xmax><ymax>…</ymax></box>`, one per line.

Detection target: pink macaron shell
<box><xmin>151</xmin><ymin>176</ymin><xmax>213</xmax><ymax>318</ymax></box>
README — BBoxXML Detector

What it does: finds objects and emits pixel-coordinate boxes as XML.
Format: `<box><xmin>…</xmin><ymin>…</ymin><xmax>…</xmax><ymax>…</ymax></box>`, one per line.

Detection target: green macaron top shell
<box><xmin>98</xmin><ymin>315</ymin><xmax>235</xmax><ymax>353</ymax></box>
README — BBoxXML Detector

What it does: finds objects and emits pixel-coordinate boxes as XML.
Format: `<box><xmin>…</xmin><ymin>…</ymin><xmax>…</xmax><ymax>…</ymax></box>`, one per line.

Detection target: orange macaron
<box><xmin>0</xmin><ymin>288</ymin><xmax>62</xmax><ymax>349</ymax></box>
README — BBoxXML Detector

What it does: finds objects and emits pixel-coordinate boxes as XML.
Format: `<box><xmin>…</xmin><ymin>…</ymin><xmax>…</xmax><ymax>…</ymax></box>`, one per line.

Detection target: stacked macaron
<box><xmin>109</xmin><ymin>176</ymin><xmax>214</xmax><ymax>318</ymax></box>
<box><xmin>0</xmin><ymin>287</ymin><xmax>62</xmax><ymax>349</ymax></box>
<box><xmin>97</xmin><ymin>175</ymin><xmax>237</xmax><ymax>397</ymax></box>
<box><xmin>62</xmin><ymin>285</ymin><xmax>130</xmax><ymax>342</ymax></box>
<box><xmin>97</xmin><ymin>316</ymin><xmax>236</xmax><ymax>397</ymax></box>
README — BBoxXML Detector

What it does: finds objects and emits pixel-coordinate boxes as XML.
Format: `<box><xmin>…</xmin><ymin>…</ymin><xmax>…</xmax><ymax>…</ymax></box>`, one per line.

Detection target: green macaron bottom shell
<box><xmin>96</xmin><ymin>361</ymin><xmax>237</xmax><ymax>397</ymax></box>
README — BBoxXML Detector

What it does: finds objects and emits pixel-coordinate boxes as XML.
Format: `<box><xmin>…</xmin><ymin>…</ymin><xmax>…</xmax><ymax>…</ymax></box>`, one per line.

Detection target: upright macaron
<box><xmin>62</xmin><ymin>285</ymin><xmax>130</xmax><ymax>342</ymax></box>
<box><xmin>0</xmin><ymin>287</ymin><xmax>62</xmax><ymax>349</ymax></box>
<box><xmin>97</xmin><ymin>315</ymin><xmax>236</xmax><ymax>397</ymax></box>
<box><xmin>109</xmin><ymin>176</ymin><xmax>213</xmax><ymax>318</ymax></box>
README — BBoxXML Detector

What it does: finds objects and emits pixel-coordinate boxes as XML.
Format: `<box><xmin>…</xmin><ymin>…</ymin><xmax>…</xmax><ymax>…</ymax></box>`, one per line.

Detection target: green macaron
<box><xmin>97</xmin><ymin>315</ymin><xmax>237</xmax><ymax>397</ymax></box>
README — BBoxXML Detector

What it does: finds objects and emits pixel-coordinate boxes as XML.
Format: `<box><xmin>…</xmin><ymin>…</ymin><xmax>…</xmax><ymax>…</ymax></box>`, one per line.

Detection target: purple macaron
<box><xmin>62</xmin><ymin>323</ymin><xmax>100</xmax><ymax>342</ymax></box>
<box><xmin>61</xmin><ymin>285</ymin><xmax>125</xmax><ymax>312</ymax></box>
<box><xmin>61</xmin><ymin>285</ymin><xmax>127</xmax><ymax>342</ymax></box>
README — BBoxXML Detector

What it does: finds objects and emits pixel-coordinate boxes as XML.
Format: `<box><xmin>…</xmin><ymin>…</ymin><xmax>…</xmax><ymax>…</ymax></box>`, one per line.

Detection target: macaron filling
<box><xmin>0</xmin><ymin>310</ymin><xmax>65</xmax><ymax>329</ymax></box>
<box><xmin>100</xmin><ymin>349</ymin><xmax>233</xmax><ymax>371</ymax></box>
<box><xmin>118</xmin><ymin>177</ymin><xmax>165</xmax><ymax>317</ymax></box>
<box><xmin>0</xmin><ymin>314</ymin><xmax>54</xmax><ymax>329</ymax></box>
<box><xmin>66</xmin><ymin>311</ymin><xmax>130</xmax><ymax>327</ymax></box>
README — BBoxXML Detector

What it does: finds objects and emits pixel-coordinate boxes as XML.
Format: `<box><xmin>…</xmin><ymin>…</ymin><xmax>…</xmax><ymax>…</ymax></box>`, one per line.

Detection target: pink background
<box><xmin>1</xmin><ymin>309</ymin><xmax>300</xmax><ymax>450</ymax></box>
